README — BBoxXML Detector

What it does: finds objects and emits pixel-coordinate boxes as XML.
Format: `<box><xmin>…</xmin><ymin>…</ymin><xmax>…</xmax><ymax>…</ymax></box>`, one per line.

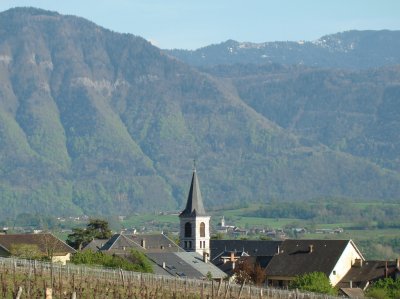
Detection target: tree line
<box><xmin>248</xmin><ymin>200</ymin><xmax>400</xmax><ymax>226</ymax></box>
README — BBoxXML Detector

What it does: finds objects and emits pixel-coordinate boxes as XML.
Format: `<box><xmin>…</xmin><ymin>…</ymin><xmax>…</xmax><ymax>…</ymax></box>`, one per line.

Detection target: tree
<box><xmin>66</xmin><ymin>228</ymin><xmax>92</xmax><ymax>250</ymax></box>
<box><xmin>39</xmin><ymin>233</ymin><xmax>67</xmax><ymax>262</ymax></box>
<box><xmin>233</xmin><ymin>258</ymin><xmax>266</xmax><ymax>286</ymax></box>
<box><xmin>234</xmin><ymin>258</ymin><xmax>253</xmax><ymax>284</ymax></box>
<box><xmin>10</xmin><ymin>244</ymin><xmax>42</xmax><ymax>260</ymax></box>
<box><xmin>87</xmin><ymin>218</ymin><xmax>112</xmax><ymax>239</ymax></box>
<box><xmin>289</xmin><ymin>272</ymin><xmax>337</xmax><ymax>295</ymax></box>
<box><xmin>206</xmin><ymin>271</ymin><xmax>213</xmax><ymax>281</ymax></box>
<box><xmin>67</xmin><ymin>218</ymin><xmax>112</xmax><ymax>250</ymax></box>
<box><xmin>70</xmin><ymin>249</ymin><xmax>153</xmax><ymax>273</ymax></box>
<box><xmin>252</xmin><ymin>264</ymin><xmax>266</xmax><ymax>286</ymax></box>
<box><xmin>366</xmin><ymin>277</ymin><xmax>400</xmax><ymax>299</ymax></box>
<box><xmin>127</xmin><ymin>249</ymin><xmax>153</xmax><ymax>273</ymax></box>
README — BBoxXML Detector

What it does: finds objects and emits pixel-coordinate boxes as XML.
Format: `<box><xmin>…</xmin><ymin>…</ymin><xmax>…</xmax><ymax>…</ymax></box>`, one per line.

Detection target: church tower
<box><xmin>179</xmin><ymin>165</ymin><xmax>210</xmax><ymax>255</ymax></box>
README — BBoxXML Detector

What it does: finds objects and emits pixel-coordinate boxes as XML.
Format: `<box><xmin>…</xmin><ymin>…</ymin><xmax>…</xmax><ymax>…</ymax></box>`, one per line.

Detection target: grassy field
<box><xmin>122</xmin><ymin>213</ymin><xmax>179</xmax><ymax>227</ymax></box>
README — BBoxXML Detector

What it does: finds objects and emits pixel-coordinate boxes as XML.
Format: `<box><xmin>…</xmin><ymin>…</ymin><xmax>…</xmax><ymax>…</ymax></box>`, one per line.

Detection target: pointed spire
<box><xmin>180</xmin><ymin>165</ymin><xmax>206</xmax><ymax>217</ymax></box>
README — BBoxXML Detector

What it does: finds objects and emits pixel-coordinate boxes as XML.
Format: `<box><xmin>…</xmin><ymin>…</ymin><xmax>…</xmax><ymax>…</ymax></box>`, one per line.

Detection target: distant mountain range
<box><xmin>0</xmin><ymin>7</ymin><xmax>399</xmax><ymax>218</ymax></box>
<box><xmin>165</xmin><ymin>30</ymin><xmax>400</xmax><ymax>69</ymax></box>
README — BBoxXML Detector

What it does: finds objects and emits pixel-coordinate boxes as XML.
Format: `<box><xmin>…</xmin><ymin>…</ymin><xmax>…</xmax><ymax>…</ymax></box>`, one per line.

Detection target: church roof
<box><xmin>180</xmin><ymin>169</ymin><xmax>207</xmax><ymax>217</ymax></box>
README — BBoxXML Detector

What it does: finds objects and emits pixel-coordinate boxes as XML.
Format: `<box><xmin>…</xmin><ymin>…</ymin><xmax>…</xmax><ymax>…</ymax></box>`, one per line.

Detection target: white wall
<box><xmin>180</xmin><ymin>216</ymin><xmax>211</xmax><ymax>255</ymax></box>
<box><xmin>329</xmin><ymin>241</ymin><xmax>363</xmax><ymax>286</ymax></box>
<box><xmin>52</xmin><ymin>253</ymin><xmax>71</xmax><ymax>265</ymax></box>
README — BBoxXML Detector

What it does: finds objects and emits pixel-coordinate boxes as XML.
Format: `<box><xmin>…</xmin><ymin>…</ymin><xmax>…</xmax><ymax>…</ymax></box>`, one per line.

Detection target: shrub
<box><xmin>70</xmin><ymin>249</ymin><xmax>153</xmax><ymax>273</ymax></box>
<box><xmin>289</xmin><ymin>272</ymin><xmax>337</xmax><ymax>295</ymax></box>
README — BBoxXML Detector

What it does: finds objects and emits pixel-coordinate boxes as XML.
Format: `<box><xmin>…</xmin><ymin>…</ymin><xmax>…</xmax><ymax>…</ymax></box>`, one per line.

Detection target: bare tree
<box><xmin>39</xmin><ymin>233</ymin><xmax>63</xmax><ymax>262</ymax></box>
<box><xmin>234</xmin><ymin>258</ymin><xmax>266</xmax><ymax>286</ymax></box>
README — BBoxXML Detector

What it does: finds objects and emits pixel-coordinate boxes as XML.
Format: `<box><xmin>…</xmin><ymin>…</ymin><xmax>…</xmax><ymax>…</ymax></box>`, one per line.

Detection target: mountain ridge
<box><xmin>165</xmin><ymin>30</ymin><xmax>400</xmax><ymax>69</ymax></box>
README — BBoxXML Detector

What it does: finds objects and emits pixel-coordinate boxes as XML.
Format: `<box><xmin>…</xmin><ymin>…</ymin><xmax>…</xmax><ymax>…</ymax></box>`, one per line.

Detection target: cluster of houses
<box><xmin>215</xmin><ymin>218</ymin><xmax>288</xmax><ymax>239</ymax></box>
<box><xmin>215</xmin><ymin>217</ymin><xmax>344</xmax><ymax>239</ymax></box>
<box><xmin>0</xmin><ymin>168</ymin><xmax>399</xmax><ymax>298</ymax></box>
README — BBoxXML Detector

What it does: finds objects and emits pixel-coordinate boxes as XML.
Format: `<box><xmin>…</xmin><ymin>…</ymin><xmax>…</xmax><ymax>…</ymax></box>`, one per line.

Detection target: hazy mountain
<box><xmin>165</xmin><ymin>30</ymin><xmax>400</xmax><ymax>69</ymax></box>
<box><xmin>0</xmin><ymin>8</ymin><xmax>399</xmax><ymax>218</ymax></box>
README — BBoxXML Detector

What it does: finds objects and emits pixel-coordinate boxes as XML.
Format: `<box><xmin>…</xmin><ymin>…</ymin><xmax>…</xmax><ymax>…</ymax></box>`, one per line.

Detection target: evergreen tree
<box><xmin>66</xmin><ymin>218</ymin><xmax>112</xmax><ymax>250</ymax></box>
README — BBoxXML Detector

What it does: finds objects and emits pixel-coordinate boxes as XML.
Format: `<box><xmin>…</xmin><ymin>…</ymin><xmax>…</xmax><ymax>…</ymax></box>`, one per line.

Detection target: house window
<box><xmin>333</xmin><ymin>270</ymin><xmax>336</xmax><ymax>275</ymax></box>
<box><xmin>203</xmin><ymin>241</ymin><xmax>206</xmax><ymax>248</ymax></box>
<box><xmin>189</xmin><ymin>241</ymin><xmax>192</xmax><ymax>248</ymax></box>
<box><xmin>184</xmin><ymin>241</ymin><xmax>187</xmax><ymax>248</ymax></box>
<box><xmin>185</xmin><ymin>222</ymin><xmax>192</xmax><ymax>237</ymax></box>
<box><xmin>200</xmin><ymin>241</ymin><xmax>202</xmax><ymax>248</ymax></box>
<box><xmin>200</xmin><ymin>222</ymin><xmax>205</xmax><ymax>237</ymax></box>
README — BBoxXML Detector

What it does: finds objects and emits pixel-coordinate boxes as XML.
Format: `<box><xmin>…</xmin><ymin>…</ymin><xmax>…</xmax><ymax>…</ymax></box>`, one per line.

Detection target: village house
<box><xmin>338</xmin><ymin>258</ymin><xmax>400</xmax><ymax>290</ymax></box>
<box><xmin>0</xmin><ymin>233</ymin><xmax>76</xmax><ymax>265</ymax></box>
<box><xmin>264</xmin><ymin>239</ymin><xmax>364</xmax><ymax>287</ymax></box>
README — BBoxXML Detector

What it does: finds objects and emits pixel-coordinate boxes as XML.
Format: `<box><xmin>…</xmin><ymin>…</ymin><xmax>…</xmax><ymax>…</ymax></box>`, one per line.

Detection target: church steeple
<box><xmin>179</xmin><ymin>166</ymin><xmax>206</xmax><ymax>217</ymax></box>
<box><xmin>179</xmin><ymin>163</ymin><xmax>211</xmax><ymax>255</ymax></box>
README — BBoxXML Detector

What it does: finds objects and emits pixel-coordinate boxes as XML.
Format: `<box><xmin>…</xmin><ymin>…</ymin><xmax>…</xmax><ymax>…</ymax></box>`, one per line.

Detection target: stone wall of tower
<box><xmin>180</xmin><ymin>215</ymin><xmax>210</xmax><ymax>255</ymax></box>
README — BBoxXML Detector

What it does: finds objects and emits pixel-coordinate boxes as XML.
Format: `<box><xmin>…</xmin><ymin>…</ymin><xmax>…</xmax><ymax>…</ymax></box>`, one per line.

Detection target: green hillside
<box><xmin>0</xmin><ymin>8</ymin><xmax>399</xmax><ymax>219</ymax></box>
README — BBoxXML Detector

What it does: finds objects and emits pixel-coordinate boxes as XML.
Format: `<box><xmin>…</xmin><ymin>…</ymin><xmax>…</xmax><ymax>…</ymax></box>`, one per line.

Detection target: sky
<box><xmin>0</xmin><ymin>0</ymin><xmax>399</xmax><ymax>49</ymax></box>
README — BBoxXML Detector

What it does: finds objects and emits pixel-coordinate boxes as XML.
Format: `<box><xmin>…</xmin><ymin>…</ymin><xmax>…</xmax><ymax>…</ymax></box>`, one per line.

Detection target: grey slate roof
<box><xmin>82</xmin><ymin>239</ymin><xmax>107</xmax><ymax>251</ymax></box>
<box><xmin>175</xmin><ymin>252</ymin><xmax>226</xmax><ymax>278</ymax></box>
<box><xmin>99</xmin><ymin>233</ymin><xmax>183</xmax><ymax>253</ymax></box>
<box><xmin>265</xmin><ymin>239</ymin><xmax>352</xmax><ymax>278</ymax></box>
<box><xmin>100</xmin><ymin>234</ymin><xmax>140</xmax><ymax>252</ymax></box>
<box><xmin>338</xmin><ymin>260</ymin><xmax>399</xmax><ymax>289</ymax></box>
<box><xmin>147</xmin><ymin>251</ymin><xmax>226</xmax><ymax>279</ymax></box>
<box><xmin>124</xmin><ymin>234</ymin><xmax>183</xmax><ymax>253</ymax></box>
<box><xmin>210</xmin><ymin>240</ymin><xmax>282</xmax><ymax>261</ymax></box>
<box><xmin>180</xmin><ymin>170</ymin><xmax>207</xmax><ymax>217</ymax></box>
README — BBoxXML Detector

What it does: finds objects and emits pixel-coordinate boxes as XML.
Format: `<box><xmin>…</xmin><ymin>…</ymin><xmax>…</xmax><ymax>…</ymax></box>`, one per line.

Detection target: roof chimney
<box><xmin>396</xmin><ymin>258</ymin><xmax>400</xmax><ymax>270</ymax></box>
<box><xmin>230</xmin><ymin>251</ymin><xmax>235</xmax><ymax>262</ymax></box>
<box><xmin>354</xmin><ymin>258</ymin><xmax>363</xmax><ymax>267</ymax></box>
<box><xmin>203</xmin><ymin>252</ymin><xmax>209</xmax><ymax>263</ymax></box>
<box><xmin>141</xmin><ymin>239</ymin><xmax>146</xmax><ymax>249</ymax></box>
<box><xmin>276</xmin><ymin>245</ymin><xmax>280</xmax><ymax>255</ymax></box>
<box><xmin>350</xmin><ymin>280</ymin><xmax>353</xmax><ymax>289</ymax></box>
<box><xmin>309</xmin><ymin>244</ymin><xmax>314</xmax><ymax>253</ymax></box>
<box><xmin>162</xmin><ymin>262</ymin><xmax>166</xmax><ymax>269</ymax></box>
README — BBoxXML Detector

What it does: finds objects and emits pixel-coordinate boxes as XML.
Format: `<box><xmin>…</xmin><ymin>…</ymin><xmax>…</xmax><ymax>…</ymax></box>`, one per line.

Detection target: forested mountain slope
<box><xmin>0</xmin><ymin>8</ymin><xmax>399</xmax><ymax>218</ymax></box>
<box><xmin>203</xmin><ymin>64</ymin><xmax>400</xmax><ymax>172</ymax></box>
